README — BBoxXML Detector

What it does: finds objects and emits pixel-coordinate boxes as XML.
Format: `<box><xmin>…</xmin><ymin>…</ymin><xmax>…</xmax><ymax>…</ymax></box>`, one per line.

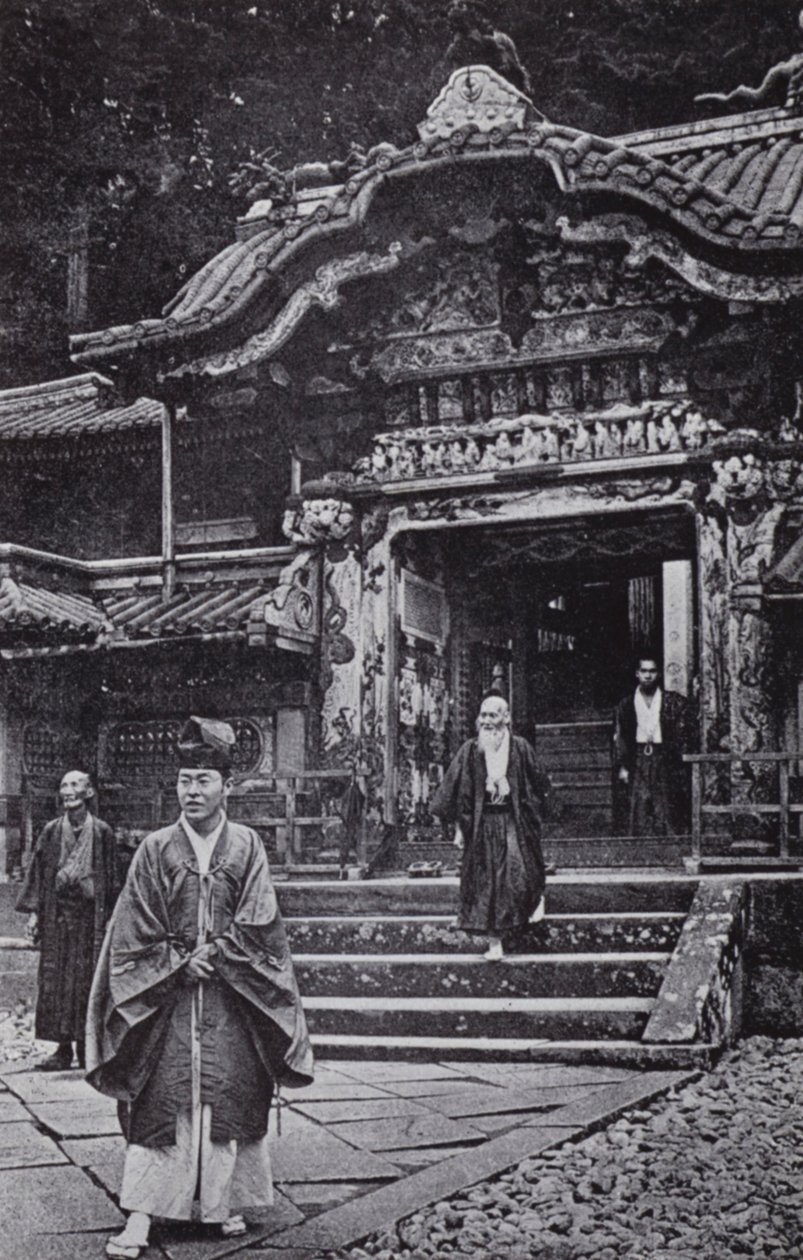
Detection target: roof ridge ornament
<box><xmin>695</xmin><ymin>7</ymin><xmax>803</xmax><ymax>113</ymax></box>
<box><xmin>418</xmin><ymin>64</ymin><xmax>542</xmax><ymax>143</ymax></box>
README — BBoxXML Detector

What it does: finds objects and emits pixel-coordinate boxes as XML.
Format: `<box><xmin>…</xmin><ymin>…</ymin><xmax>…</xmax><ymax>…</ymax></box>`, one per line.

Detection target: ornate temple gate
<box><xmin>56</xmin><ymin>63</ymin><xmax>803</xmax><ymax>869</ymax></box>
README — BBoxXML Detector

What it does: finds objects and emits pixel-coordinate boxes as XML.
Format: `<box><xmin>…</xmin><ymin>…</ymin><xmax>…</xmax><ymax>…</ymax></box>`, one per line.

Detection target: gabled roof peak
<box><xmin>418</xmin><ymin>64</ymin><xmax>542</xmax><ymax>143</ymax></box>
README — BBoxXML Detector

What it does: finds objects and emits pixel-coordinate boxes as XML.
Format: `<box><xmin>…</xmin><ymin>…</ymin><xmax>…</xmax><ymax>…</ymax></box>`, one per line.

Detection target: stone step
<box><xmin>294</xmin><ymin>952</ymin><xmax>669</xmax><ymax>999</ymax></box>
<box><xmin>302</xmin><ymin>994</ymin><xmax>653</xmax><ymax>1041</ymax></box>
<box><xmin>309</xmin><ymin>1033</ymin><xmax>717</xmax><ymax>1069</ymax></box>
<box><xmin>541</xmin><ymin>838</ymin><xmax>689</xmax><ymax>868</ymax></box>
<box><xmin>285</xmin><ymin>911</ymin><xmax>686</xmax><ymax>954</ymax></box>
<box><xmin>276</xmin><ymin>876</ymin><xmax>697</xmax><ymax>918</ymax></box>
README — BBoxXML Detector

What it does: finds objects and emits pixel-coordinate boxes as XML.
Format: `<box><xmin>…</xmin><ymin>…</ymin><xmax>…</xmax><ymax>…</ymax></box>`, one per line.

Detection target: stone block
<box><xmin>322</xmin><ymin>1061</ymin><xmax>463</xmax><ymax>1083</ymax></box>
<box><xmin>0</xmin><ymin>1096</ymin><xmax>31</xmax><ymax>1123</ymax></box>
<box><xmin>0</xmin><ymin>1165</ymin><xmax>123</xmax><ymax>1233</ymax></box>
<box><xmin>7</xmin><ymin>1072</ymin><xmax>99</xmax><ymax>1105</ymax></box>
<box><xmin>26</xmin><ymin>1099</ymin><xmax>120</xmax><ymax>1139</ymax></box>
<box><xmin>270</xmin><ymin>1127</ymin><xmax>399</xmax><ymax>1183</ymax></box>
<box><xmin>0</xmin><ymin>1121</ymin><xmax>67</xmax><ymax>1169</ymax></box>
<box><xmin>148</xmin><ymin>1191</ymin><xmax>304</xmax><ymax>1260</ymax></box>
<box><xmin>329</xmin><ymin>1112</ymin><xmax>485</xmax><ymax>1152</ymax></box>
<box><xmin>59</xmin><ymin>1136</ymin><xmax>125</xmax><ymax>1195</ymax></box>
<box><xmin>292</xmin><ymin>1096</ymin><xmax>430</xmax><ymax>1125</ymax></box>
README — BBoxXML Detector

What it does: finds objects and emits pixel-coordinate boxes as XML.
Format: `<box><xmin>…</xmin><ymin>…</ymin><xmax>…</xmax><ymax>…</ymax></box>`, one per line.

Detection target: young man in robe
<box><xmin>613</xmin><ymin>656</ymin><xmax>695</xmax><ymax>837</ymax></box>
<box><xmin>86</xmin><ymin>717</ymin><xmax>313</xmax><ymax>1259</ymax></box>
<box><xmin>430</xmin><ymin>694</ymin><xmax>551</xmax><ymax>962</ymax></box>
<box><xmin>16</xmin><ymin>770</ymin><xmax>120</xmax><ymax>1071</ymax></box>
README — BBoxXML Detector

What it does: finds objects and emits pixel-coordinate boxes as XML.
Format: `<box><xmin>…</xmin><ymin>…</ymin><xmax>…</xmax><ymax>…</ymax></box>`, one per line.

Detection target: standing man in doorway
<box><xmin>431</xmin><ymin>694</ymin><xmax>551</xmax><ymax>962</ymax></box>
<box><xmin>87</xmin><ymin>717</ymin><xmax>313</xmax><ymax>1258</ymax></box>
<box><xmin>16</xmin><ymin>770</ymin><xmax>120</xmax><ymax>1072</ymax></box>
<box><xmin>614</xmin><ymin>656</ymin><xmax>695</xmax><ymax>837</ymax></box>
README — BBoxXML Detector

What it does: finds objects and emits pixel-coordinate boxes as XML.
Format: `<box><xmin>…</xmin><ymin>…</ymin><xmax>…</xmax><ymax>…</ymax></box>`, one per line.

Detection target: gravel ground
<box><xmin>0</xmin><ymin>998</ymin><xmax>42</xmax><ymax>1066</ymax></box>
<box><xmin>331</xmin><ymin>1037</ymin><xmax>803</xmax><ymax>1260</ymax></box>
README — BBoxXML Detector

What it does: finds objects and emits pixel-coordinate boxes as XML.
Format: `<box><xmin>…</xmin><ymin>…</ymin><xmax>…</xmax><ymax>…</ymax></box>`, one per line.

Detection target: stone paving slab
<box><xmin>522</xmin><ymin>1068</ymin><xmax>691</xmax><ymax>1127</ymax></box>
<box><xmin>375</xmin><ymin>1075</ymin><xmax>508</xmax><ymax>1098</ymax></box>
<box><xmin>269</xmin><ymin>1128</ymin><xmax>400</xmax><ymax>1183</ymax></box>
<box><xmin>329</xmin><ymin>1112</ymin><xmax>485</xmax><ymax>1152</ymax></box>
<box><xmin>324</xmin><ymin>1061</ymin><xmax>464</xmax><ymax>1083</ymax></box>
<box><xmin>292</xmin><ymin>1096</ymin><xmax>431</xmax><ymax>1125</ymax></box>
<box><xmin>425</xmin><ymin>1083</ymin><xmax>595</xmax><ymax>1119</ymax></box>
<box><xmin>0</xmin><ymin>1165</ymin><xmax>124</xmax><ymax>1233</ymax></box>
<box><xmin>388</xmin><ymin>1143</ymin><xmax>484</xmax><ymax>1168</ymax></box>
<box><xmin>287</xmin><ymin>1081</ymin><xmax>395</xmax><ymax>1103</ymax></box>
<box><xmin>262</xmin><ymin>1124</ymin><xmax>572</xmax><ymax>1253</ymax></box>
<box><xmin>26</xmin><ymin>1098</ymin><xmax>120</xmax><ymax>1139</ymax></box>
<box><xmin>4</xmin><ymin>1070</ymin><xmax>98</xmax><ymax>1105</ymax></box>
<box><xmin>0</xmin><ymin>1095</ymin><xmax>31</xmax><ymax>1122</ymax></box>
<box><xmin>272</xmin><ymin>1106</ymin><xmax>320</xmax><ymax>1138</ymax></box>
<box><xmin>2</xmin><ymin>1231</ymin><xmax>112</xmax><ymax>1260</ymax></box>
<box><xmin>59</xmin><ymin>1136</ymin><xmax>125</xmax><ymax>1196</ymax></box>
<box><xmin>280</xmin><ymin>1180</ymin><xmax>386</xmax><ymax>1212</ymax></box>
<box><xmin>147</xmin><ymin>1192</ymin><xmax>304</xmax><ymax>1260</ymax></box>
<box><xmin>461</xmin><ymin>1062</ymin><xmax>637</xmax><ymax>1088</ymax></box>
<box><xmin>0</xmin><ymin>1121</ymin><xmax>67</xmax><ymax>1169</ymax></box>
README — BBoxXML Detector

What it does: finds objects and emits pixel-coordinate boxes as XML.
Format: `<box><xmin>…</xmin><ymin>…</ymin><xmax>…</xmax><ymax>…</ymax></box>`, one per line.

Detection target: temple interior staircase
<box><xmin>278</xmin><ymin>873</ymin><xmax>724</xmax><ymax>1069</ymax></box>
<box><xmin>534</xmin><ymin>720</ymin><xmax>613</xmax><ymax>839</ymax></box>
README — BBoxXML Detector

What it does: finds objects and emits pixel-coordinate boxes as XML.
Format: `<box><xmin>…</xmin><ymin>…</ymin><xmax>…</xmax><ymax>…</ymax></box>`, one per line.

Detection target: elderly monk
<box><xmin>86</xmin><ymin>717</ymin><xmax>313</xmax><ymax>1260</ymax></box>
<box><xmin>16</xmin><ymin>770</ymin><xmax>120</xmax><ymax>1071</ymax></box>
<box><xmin>431</xmin><ymin>695</ymin><xmax>551</xmax><ymax>962</ymax></box>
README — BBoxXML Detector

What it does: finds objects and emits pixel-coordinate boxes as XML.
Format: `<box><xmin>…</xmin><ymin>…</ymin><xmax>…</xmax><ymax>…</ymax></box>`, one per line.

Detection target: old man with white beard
<box><xmin>430</xmin><ymin>695</ymin><xmax>551</xmax><ymax>961</ymax></box>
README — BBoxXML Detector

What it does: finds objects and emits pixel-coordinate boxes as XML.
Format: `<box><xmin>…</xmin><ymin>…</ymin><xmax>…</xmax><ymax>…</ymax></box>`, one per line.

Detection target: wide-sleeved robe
<box><xmin>16</xmin><ymin>814</ymin><xmax>121</xmax><ymax>1043</ymax></box>
<box><xmin>613</xmin><ymin>689</ymin><xmax>696</xmax><ymax>836</ymax></box>
<box><xmin>86</xmin><ymin>820</ymin><xmax>313</xmax><ymax>1151</ymax></box>
<box><xmin>430</xmin><ymin>736</ymin><xmax>550</xmax><ymax>935</ymax></box>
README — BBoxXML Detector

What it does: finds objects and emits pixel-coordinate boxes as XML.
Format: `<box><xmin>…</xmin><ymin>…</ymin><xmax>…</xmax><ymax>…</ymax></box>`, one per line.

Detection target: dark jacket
<box><xmin>613</xmin><ymin>689</ymin><xmax>695</xmax><ymax>775</ymax></box>
<box><xmin>430</xmin><ymin>735</ymin><xmax>551</xmax><ymax>850</ymax></box>
<box><xmin>16</xmin><ymin>815</ymin><xmax>121</xmax><ymax>1042</ymax></box>
<box><xmin>86</xmin><ymin>821</ymin><xmax>313</xmax><ymax>1147</ymax></box>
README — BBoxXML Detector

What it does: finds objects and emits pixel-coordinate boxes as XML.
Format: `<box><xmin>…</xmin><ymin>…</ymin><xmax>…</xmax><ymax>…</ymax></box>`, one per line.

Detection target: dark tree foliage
<box><xmin>0</xmin><ymin>0</ymin><xmax>797</xmax><ymax>386</ymax></box>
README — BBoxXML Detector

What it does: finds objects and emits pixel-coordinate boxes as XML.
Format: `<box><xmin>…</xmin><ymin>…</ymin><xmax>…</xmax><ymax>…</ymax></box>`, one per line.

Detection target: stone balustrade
<box><xmin>355</xmin><ymin>401</ymin><xmax>725</xmax><ymax>483</ymax></box>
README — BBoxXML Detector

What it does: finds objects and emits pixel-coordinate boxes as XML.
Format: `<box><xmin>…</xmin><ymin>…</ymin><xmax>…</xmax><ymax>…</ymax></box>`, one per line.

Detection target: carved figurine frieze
<box><xmin>356</xmin><ymin>401</ymin><xmax>723</xmax><ymax>486</ymax></box>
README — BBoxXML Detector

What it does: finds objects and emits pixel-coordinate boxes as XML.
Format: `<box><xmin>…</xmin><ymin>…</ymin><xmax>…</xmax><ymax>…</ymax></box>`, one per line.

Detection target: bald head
<box><xmin>476</xmin><ymin>695</ymin><xmax>510</xmax><ymax>731</ymax></box>
<box><xmin>59</xmin><ymin>771</ymin><xmax>94</xmax><ymax>812</ymax></box>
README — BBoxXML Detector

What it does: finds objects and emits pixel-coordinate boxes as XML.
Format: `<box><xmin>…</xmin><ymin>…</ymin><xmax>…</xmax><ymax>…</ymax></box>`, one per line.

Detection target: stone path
<box><xmin>329</xmin><ymin>1037</ymin><xmax>803</xmax><ymax>1260</ymax></box>
<box><xmin>0</xmin><ymin>1053</ymin><xmax>692</xmax><ymax>1260</ymax></box>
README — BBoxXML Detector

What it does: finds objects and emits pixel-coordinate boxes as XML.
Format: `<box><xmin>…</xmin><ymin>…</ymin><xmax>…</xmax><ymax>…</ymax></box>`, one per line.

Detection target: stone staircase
<box><xmin>278</xmin><ymin>874</ymin><xmax>722</xmax><ymax>1067</ymax></box>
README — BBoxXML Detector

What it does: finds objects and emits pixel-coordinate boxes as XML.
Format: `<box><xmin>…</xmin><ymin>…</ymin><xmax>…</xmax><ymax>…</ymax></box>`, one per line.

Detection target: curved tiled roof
<box><xmin>0</xmin><ymin>374</ymin><xmax>165</xmax><ymax>441</ymax></box>
<box><xmin>620</xmin><ymin>107</ymin><xmax>803</xmax><ymax>233</ymax></box>
<box><xmin>0</xmin><ymin>576</ymin><xmax>107</xmax><ymax>640</ymax></box>
<box><xmin>70</xmin><ymin>67</ymin><xmax>803</xmax><ymax>379</ymax></box>
<box><xmin>101</xmin><ymin>581</ymin><xmax>274</xmax><ymax>640</ymax></box>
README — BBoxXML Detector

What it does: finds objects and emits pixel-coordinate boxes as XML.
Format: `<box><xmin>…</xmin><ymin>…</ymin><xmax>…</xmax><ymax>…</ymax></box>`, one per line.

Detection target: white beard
<box><xmin>477</xmin><ymin>726</ymin><xmax>506</xmax><ymax>756</ymax></box>
<box><xmin>478</xmin><ymin>727</ymin><xmax>511</xmax><ymax>801</ymax></box>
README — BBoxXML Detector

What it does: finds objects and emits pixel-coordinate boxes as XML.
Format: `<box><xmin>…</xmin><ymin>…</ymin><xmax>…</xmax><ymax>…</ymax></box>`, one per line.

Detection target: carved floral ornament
<box><xmin>282</xmin><ymin>482</ymin><xmax>356</xmax><ymax>545</ymax></box>
<box><xmin>711</xmin><ymin>451</ymin><xmax>803</xmax><ymax>507</ymax></box>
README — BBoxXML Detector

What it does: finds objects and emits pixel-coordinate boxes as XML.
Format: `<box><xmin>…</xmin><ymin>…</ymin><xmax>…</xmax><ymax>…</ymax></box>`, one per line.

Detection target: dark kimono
<box><xmin>86</xmin><ymin>821</ymin><xmax>313</xmax><ymax>1148</ymax></box>
<box><xmin>430</xmin><ymin>736</ymin><xmax>550</xmax><ymax>935</ymax></box>
<box><xmin>613</xmin><ymin>689</ymin><xmax>696</xmax><ymax>836</ymax></box>
<box><xmin>16</xmin><ymin>814</ymin><xmax>121</xmax><ymax>1043</ymax></box>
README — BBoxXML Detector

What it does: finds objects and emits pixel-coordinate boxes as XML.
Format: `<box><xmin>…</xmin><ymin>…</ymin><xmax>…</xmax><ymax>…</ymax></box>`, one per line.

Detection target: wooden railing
<box><xmin>97</xmin><ymin>768</ymin><xmax>367</xmax><ymax>869</ymax></box>
<box><xmin>231</xmin><ymin>769</ymin><xmax>367</xmax><ymax>866</ymax></box>
<box><xmin>683</xmin><ymin>752</ymin><xmax>803</xmax><ymax>864</ymax></box>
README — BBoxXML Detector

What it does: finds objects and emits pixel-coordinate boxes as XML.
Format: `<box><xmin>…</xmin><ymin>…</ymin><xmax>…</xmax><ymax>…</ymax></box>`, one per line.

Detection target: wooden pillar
<box><xmin>161</xmin><ymin>402</ymin><xmax>176</xmax><ymax>602</ymax></box>
<box><xmin>662</xmin><ymin>559</ymin><xmax>694</xmax><ymax>696</ymax></box>
<box><xmin>0</xmin><ymin>672</ymin><xmax>23</xmax><ymax>882</ymax></box>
